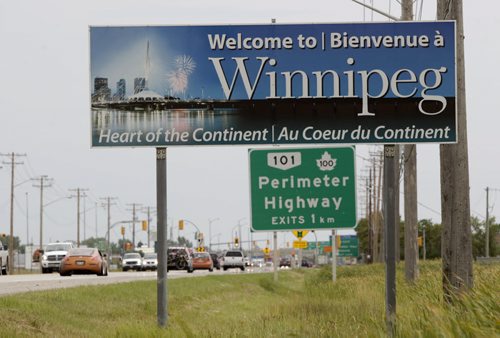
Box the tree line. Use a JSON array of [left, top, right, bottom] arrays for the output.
[[356, 217, 499, 260]]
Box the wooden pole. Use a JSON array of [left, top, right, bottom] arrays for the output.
[[437, 0, 474, 300]]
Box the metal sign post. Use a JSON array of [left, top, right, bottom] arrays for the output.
[[332, 230, 337, 282], [273, 231, 278, 282], [383, 145, 396, 334], [156, 148, 168, 327]]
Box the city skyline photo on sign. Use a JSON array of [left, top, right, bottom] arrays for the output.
[[90, 22, 456, 147]]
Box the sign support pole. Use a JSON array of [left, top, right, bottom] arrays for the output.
[[332, 229, 336, 282], [156, 147, 168, 327], [273, 231, 278, 282], [383, 145, 396, 335]]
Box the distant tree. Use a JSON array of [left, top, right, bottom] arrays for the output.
[[471, 216, 499, 258], [0, 235, 21, 251], [177, 236, 193, 248], [355, 218, 369, 257], [81, 237, 107, 251], [490, 222, 499, 257], [418, 219, 442, 259]]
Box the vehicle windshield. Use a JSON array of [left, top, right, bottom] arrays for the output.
[[193, 252, 209, 258], [225, 251, 243, 257], [124, 253, 141, 259], [144, 253, 157, 259], [45, 243, 72, 252], [68, 248, 95, 256]]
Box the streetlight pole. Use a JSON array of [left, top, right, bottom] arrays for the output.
[[312, 230, 318, 266], [208, 218, 219, 252], [237, 217, 246, 250]]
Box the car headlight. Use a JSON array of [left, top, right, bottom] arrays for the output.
[[42, 255, 47, 260]]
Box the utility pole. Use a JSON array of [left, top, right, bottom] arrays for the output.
[[485, 187, 489, 258], [32, 175, 52, 251], [368, 169, 373, 263], [127, 203, 142, 248], [101, 197, 117, 260], [83, 194, 87, 241], [26, 192, 29, 257], [142, 206, 156, 248], [95, 202, 98, 238], [401, 0, 419, 283], [437, 0, 473, 300], [1, 152, 26, 273], [69, 188, 88, 247]]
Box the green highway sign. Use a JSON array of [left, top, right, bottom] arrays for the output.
[[249, 147, 356, 231], [338, 236, 359, 257], [307, 241, 331, 251]]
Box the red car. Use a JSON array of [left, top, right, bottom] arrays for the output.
[[191, 252, 213, 272], [59, 248, 108, 276]]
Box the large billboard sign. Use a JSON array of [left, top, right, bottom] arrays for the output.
[[90, 22, 456, 147], [249, 147, 356, 231]]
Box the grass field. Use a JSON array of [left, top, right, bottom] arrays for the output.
[[0, 261, 498, 337]]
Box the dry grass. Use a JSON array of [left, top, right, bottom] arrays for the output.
[[0, 261, 498, 337]]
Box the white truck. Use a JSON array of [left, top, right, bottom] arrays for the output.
[[0, 241, 8, 275], [41, 242, 74, 273], [221, 250, 245, 271]]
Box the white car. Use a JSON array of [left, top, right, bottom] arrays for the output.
[[41, 242, 74, 273], [122, 252, 143, 271], [142, 253, 158, 271]]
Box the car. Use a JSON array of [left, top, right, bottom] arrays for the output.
[[252, 258, 264, 268], [279, 256, 292, 268], [59, 247, 108, 276], [191, 252, 214, 272], [221, 250, 245, 271], [209, 253, 221, 270], [142, 253, 158, 271], [122, 252, 143, 271], [167, 247, 193, 272], [41, 242, 74, 273], [301, 258, 314, 268]]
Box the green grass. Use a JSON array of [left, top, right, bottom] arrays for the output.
[[0, 261, 498, 337]]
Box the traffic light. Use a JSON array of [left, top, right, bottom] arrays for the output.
[[120, 226, 125, 236], [142, 220, 148, 231], [179, 220, 184, 230], [234, 237, 239, 247]]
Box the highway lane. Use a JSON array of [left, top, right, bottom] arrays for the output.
[[0, 266, 269, 296]]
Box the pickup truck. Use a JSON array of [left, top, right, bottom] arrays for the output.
[[0, 241, 8, 275], [41, 242, 74, 273]]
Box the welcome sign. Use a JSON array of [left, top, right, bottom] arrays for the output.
[[90, 22, 456, 147]]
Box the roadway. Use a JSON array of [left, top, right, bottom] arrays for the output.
[[0, 266, 272, 296]]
